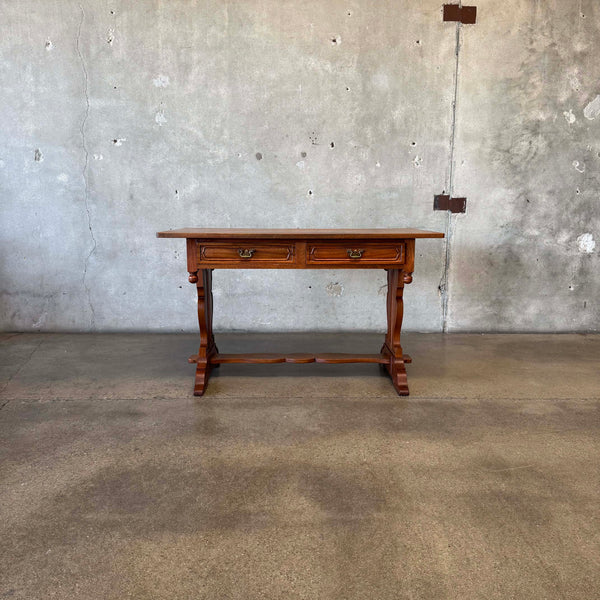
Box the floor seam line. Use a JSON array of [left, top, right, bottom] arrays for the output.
[[0, 337, 45, 403], [3, 395, 599, 404]]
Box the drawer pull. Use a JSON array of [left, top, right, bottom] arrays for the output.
[[238, 248, 256, 258], [347, 249, 364, 259]]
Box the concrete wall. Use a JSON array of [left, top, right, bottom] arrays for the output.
[[1, 0, 598, 333]]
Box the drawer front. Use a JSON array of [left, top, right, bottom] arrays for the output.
[[197, 241, 296, 267], [306, 242, 405, 266]]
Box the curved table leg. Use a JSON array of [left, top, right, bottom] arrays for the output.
[[189, 268, 217, 396], [381, 268, 410, 396]]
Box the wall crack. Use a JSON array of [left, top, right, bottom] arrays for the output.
[[439, 14, 463, 333], [76, 5, 97, 329]]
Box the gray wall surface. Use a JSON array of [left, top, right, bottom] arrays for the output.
[[1, 0, 598, 333]]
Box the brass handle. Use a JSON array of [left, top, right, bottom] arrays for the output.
[[347, 249, 364, 259], [238, 248, 256, 258]]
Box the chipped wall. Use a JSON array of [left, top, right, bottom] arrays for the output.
[[1, 0, 598, 333]]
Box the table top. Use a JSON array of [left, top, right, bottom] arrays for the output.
[[156, 228, 444, 239]]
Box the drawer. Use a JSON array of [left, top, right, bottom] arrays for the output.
[[197, 241, 296, 267], [306, 242, 405, 267]]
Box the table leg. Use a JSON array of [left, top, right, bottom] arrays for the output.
[[189, 268, 218, 396], [381, 269, 409, 396]]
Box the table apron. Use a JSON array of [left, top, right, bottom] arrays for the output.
[[190, 238, 414, 270]]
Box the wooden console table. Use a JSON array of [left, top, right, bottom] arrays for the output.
[[157, 228, 444, 396]]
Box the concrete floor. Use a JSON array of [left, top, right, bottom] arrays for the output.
[[1, 332, 599, 599]]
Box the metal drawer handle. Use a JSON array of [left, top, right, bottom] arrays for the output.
[[238, 248, 256, 258], [347, 249, 364, 259]]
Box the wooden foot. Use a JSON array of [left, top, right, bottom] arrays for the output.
[[388, 359, 409, 396], [193, 362, 211, 396], [380, 346, 410, 396]]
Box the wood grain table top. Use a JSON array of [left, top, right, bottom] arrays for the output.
[[156, 228, 445, 239]]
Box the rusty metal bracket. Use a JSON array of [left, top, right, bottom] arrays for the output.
[[434, 194, 467, 213], [443, 4, 477, 24]]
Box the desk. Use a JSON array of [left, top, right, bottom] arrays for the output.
[[157, 228, 444, 396]]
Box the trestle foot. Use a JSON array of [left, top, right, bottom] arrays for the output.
[[193, 363, 211, 396]]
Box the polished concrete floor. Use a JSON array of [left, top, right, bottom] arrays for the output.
[[1, 332, 599, 599]]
